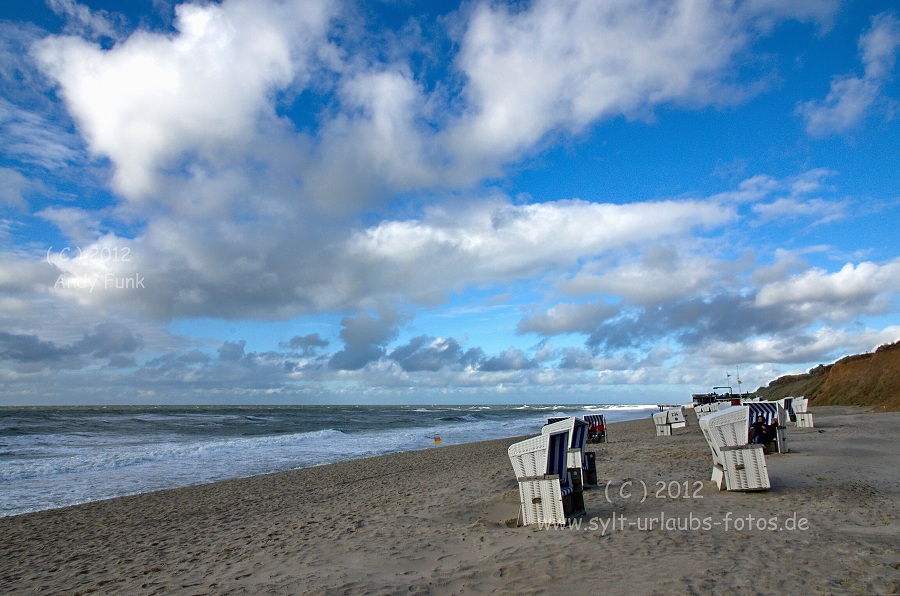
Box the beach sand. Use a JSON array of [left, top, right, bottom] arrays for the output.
[[1, 406, 898, 594]]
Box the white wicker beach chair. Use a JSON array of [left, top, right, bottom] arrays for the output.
[[508, 430, 581, 526], [790, 397, 814, 427], [652, 411, 671, 436], [748, 402, 788, 453], [654, 407, 688, 435], [698, 406, 770, 491]]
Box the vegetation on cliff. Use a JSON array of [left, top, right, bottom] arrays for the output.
[[754, 341, 900, 412]]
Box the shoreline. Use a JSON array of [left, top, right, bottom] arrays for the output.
[[1, 406, 897, 593], [0, 404, 659, 518]]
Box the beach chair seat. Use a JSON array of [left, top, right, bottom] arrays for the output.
[[509, 430, 582, 525], [699, 406, 770, 491]]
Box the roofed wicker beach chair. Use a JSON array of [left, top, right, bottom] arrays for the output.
[[653, 406, 688, 436], [698, 406, 770, 491], [653, 411, 671, 436], [748, 402, 788, 453], [583, 414, 608, 443], [543, 416, 592, 487], [695, 402, 722, 417], [791, 397, 814, 428], [508, 429, 583, 526]]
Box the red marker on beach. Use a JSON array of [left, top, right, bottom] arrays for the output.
[[434, 436, 441, 445]]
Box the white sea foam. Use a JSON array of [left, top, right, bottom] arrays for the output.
[[0, 404, 657, 517]]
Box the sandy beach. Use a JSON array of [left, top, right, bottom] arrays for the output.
[[1, 406, 898, 594]]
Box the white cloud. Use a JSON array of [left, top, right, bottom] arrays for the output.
[[519, 302, 620, 336], [34, 0, 338, 200], [47, 0, 120, 41], [698, 325, 900, 365], [799, 12, 900, 136], [751, 197, 847, 226], [0, 168, 31, 209], [345, 197, 733, 304], [445, 0, 836, 170], [558, 245, 722, 305], [755, 259, 900, 311]]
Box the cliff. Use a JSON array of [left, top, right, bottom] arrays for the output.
[[754, 341, 900, 412]]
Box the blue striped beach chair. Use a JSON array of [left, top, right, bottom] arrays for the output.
[[747, 402, 788, 453], [508, 429, 581, 525], [583, 414, 607, 443], [543, 417, 592, 489]]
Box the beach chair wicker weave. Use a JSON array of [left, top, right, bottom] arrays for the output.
[[508, 430, 576, 525], [699, 406, 770, 491]]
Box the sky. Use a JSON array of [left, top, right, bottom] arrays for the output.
[[0, 0, 898, 406]]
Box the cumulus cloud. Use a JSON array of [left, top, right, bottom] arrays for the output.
[[799, 12, 900, 136], [0, 321, 141, 370], [445, 0, 835, 171], [755, 259, 900, 313], [283, 333, 329, 357], [33, 0, 338, 201], [556, 246, 723, 306], [345, 197, 733, 305], [751, 197, 847, 226], [479, 346, 537, 372], [329, 310, 404, 371], [389, 335, 482, 372], [217, 340, 246, 361]]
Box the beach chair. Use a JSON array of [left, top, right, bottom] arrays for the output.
[[748, 402, 788, 453], [698, 406, 770, 491], [667, 406, 688, 428], [654, 407, 688, 435], [652, 411, 671, 436], [542, 417, 590, 486], [583, 414, 607, 443], [791, 398, 814, 427], [508, 430, 582, 526], [696, 403, 721, 418], [778, 397, 797, 423]]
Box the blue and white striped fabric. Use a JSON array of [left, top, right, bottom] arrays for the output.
[[782, 398, 796, 422], [547, 431, 571, 494], [570, 420, 588, 450], [748, 402, 779, 424], [544, 417, 589, 450], [583, 414, 606, 427]]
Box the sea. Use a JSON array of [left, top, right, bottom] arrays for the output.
[[0, 403, 658, 518]]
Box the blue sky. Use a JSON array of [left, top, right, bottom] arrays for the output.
[[0, 0, 898, 405]]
